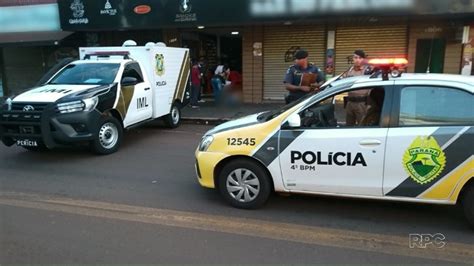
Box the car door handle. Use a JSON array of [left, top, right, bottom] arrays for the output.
[[144, 87, 150, 91], [359, 139, 382, 146]]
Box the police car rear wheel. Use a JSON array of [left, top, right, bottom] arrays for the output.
[[91, 116, 123, 155], [218, 159, 271, 209], [463, 183, 474, 229], [164, 104, 181, 128]]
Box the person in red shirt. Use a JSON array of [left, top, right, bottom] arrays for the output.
[[190, 60, 201, 108]]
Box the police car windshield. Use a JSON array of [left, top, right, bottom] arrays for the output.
[[259, 91, 317, 122], [49, 63, 120, 85]]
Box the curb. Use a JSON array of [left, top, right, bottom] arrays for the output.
[[182, 117, 230, 126]]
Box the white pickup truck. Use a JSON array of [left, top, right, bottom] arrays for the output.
[[0, 41, 191, 154]]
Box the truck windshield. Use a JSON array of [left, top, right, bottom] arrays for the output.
[[49, 63, 120, 85]]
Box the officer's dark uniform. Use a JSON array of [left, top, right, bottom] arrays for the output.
[[284, 63, 324, 103]]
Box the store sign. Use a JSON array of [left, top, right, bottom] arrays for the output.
[[174, 0, 197, 22], [57, 0, 474, 31], [0, 3, 60, 33], [134, 5, 151, 15], [68, 0, 88, 24], [424, 26, 443, 33], [250, 0, 415, 16], [100, 0, 117, 16]]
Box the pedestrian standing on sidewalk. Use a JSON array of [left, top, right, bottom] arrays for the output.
[[211, 65, 229, 105], [190, 60, 201, 108], [197, 58, 206, 103], [342, 50, 372, 126]]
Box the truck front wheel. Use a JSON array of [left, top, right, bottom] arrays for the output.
[[164, 103, 181, 128], [90, 116, 123, 155]]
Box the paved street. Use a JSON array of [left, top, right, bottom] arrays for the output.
[[0, 123, 473, 264]]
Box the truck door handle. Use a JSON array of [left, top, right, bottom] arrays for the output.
[[144, 87, 150, 91], [359, 139, 382, 146]]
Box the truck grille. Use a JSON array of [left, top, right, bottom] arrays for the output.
[[11, 102, 48, 112], [1, 102, 49, 138]]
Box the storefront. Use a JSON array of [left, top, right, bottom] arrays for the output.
[[407, 22, 465, 74], [259, 22, 409, 100], [56, 0, 474, 103]]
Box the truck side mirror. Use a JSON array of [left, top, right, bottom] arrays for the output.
[[286, 113, 301, 128], [121, 77, 138, 86]]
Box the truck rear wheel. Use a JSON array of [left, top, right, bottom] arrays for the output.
[[90, 116, 123, 155], [463, 182, 474, 229], [164, 103, 181, 128]]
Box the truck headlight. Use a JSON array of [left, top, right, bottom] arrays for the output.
[[199, 135, 214, 152], [82, 96, 99, 112], [2, 98, 12, 111], [57, 97, 98, 114]]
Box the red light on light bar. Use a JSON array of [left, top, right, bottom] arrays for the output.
[[368, 58, 408, 65]]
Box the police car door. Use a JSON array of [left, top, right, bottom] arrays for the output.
[[279, 83, 394, 196], [121, 62, 152, 127], [383, 81, 474, 200]]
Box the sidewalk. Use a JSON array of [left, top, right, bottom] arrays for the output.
[[181, 100, 284, 125]]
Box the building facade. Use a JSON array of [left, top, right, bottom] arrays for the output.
[[21, 0, 474, 103]]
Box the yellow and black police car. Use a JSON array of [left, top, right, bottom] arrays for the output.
[[195, 59, 474, 227]]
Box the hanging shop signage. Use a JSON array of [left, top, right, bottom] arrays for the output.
[[0, 3, 61, 33], [58, 0, 474, 31]]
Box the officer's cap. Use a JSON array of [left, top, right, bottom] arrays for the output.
[[294, 50, 309, 60], [354, 49, 366, 58]]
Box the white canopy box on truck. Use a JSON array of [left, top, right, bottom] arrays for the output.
[[79, 44, 191, 119]]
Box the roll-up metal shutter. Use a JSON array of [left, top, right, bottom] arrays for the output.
[[263, 26, 325, 100], [335, 25, 408, 75]]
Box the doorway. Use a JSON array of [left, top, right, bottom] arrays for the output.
[[414, 38, 446, 73], [181, 28, 243, 98]]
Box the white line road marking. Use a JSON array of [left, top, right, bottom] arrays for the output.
[[0, 191, 472, 263]]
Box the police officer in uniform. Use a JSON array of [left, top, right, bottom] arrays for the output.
[[284, 50, 325, 103], [343, 50, 372, 126]]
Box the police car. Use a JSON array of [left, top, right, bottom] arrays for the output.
[[195, 58, 474, 227], [1, 41, 191, 154]]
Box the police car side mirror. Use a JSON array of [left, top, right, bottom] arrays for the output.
[[287, 113, 301, 128], [121, 77, 138, 86]]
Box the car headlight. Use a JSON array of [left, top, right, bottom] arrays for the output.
[[57, 97, 98, 114], [199, 135, 214, 152]]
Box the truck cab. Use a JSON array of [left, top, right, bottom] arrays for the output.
[[0, 41, 191, 154]]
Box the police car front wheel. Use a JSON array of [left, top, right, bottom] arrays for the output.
[[218, 159, 272, 209], [90, 116, 123, 155]]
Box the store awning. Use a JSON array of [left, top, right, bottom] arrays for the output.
[[0, 2, 67, 45], [0, 31, 72, 45]]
